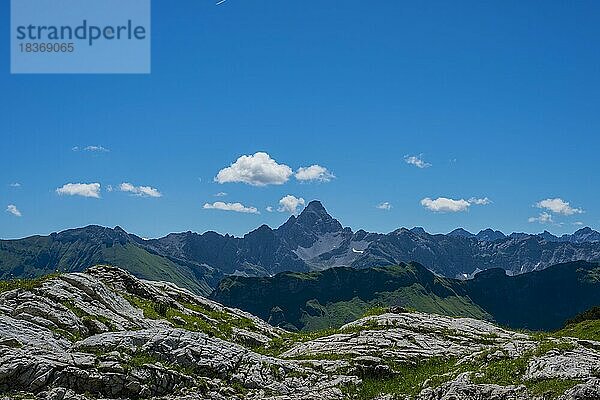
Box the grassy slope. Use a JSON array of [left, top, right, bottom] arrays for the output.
[[301, 285, 490, 331], [100, 244, 212, 295], [213, 263, 489, 331], [0, 237, 212, 296]]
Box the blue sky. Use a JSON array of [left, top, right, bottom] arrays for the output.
[[1, 0, 599, 239]]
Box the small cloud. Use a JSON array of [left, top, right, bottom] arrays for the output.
[[376, 202, 392, 210], [573, 221, 584, 226], [266, 206, 274, 212], [214, 192, 228, 197], [84, 145, 110, 152], [106, 185, 114, 192], [404, 154, 431, 169], [421, 197, 470, 212], [56, 183, 101, 198], [295, 165, 335, 182], [119, 182, 162, 198], [528, 212, 554, 224], [203, 201, 259, 214], [215, 152, 293, 186], [278, 195, 305, 214], [9, 183, 21, 188], [421, 196, 491, 213], [468, 197, 492, 205], [535, 198, 583, 215], [72, 146, 79, 151], [6, 204, 22, 217]]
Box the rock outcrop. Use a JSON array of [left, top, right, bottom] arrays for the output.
[[1, 265, 599, 399]]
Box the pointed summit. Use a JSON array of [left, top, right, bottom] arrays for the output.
[[539, 230, 558, 242], [295, 200, 342, 234], [303, 200, 327, 213], [276, 200, 344, 248]]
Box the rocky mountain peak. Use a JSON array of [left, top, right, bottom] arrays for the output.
[[276, 200, 344, 249], [410, 227, 428, 236], [476, 228, 506, 242], [539, 230, 559, 242], [295, 201, 343, 233], [570, 227, 600, 243]]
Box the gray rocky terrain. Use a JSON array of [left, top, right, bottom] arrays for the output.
[[1, 265, 599, 399]]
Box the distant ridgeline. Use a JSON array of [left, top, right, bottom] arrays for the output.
[[1, 200, 599, 298], [212, 261, 600, 332]]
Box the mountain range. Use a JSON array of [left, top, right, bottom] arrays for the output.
[[1, 200, 599, 295], [212, 260, 600, 332]]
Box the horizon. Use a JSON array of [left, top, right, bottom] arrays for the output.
[[2, 1, 600, 239], [1, 199, 596, 241]]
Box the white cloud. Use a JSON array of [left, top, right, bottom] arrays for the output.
[[72, 146, 79, 151], [9, 183, 21, 188], [528, 212, 554, 224], [468, 197, 492, 205], [278, 195, 305, 214], [295, 165, 335, 182], [266, 206, 274, 212], [573, 221, 584, 226], [203, 201, 259, 214], [215, 152, 293, 186], [119, 182, 162, 198], [106, 185, 114, 192], [421, 196, 492, 212], [214, 192, 228, 197], [84, 145, 109, 152], [56, 183, 101, 198], [421, 197, 470, 212], [376, 202, 392, 210], [6, 205, 22, 217], [535, 198, 583, 215], [404, 154, 431, 169]]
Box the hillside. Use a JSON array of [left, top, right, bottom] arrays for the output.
[[213, 261, 600, 331], [212, 262, 490, 331], [463, 260, 600, 330], [1, 265, 599, 399], [0, 226, 215, 295]]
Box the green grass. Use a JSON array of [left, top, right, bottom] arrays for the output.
[[526, 379, 579, 399], [555, 319, 600, 342], [0, 273, 59, 293], [61, 300, 116, 333], [342, 357, 469, 399], [361, 306, 389, 318], [472, 356, 529, 386], [470, 339, 580, 399], [123, 294, 258, 341], [298, 285, 492, 332], [341, 337, 581, 399], [128, 353, 160, 368], [533, 340, 575, 356]]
